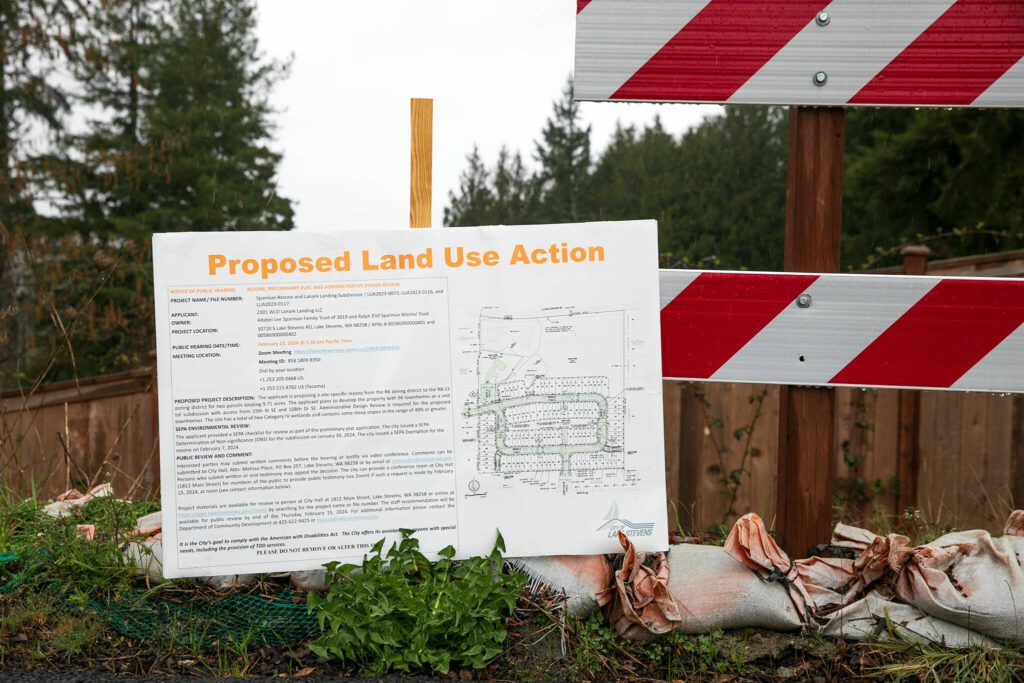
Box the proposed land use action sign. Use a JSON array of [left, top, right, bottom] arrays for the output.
[[154, 222, 667, 578]]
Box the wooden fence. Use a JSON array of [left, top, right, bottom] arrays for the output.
[[4, 248, 1024, 532], [663, 381, 1023, 534], [0, 368, 158, 500]]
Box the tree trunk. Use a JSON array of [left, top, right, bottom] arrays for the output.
[[0, 9, 11, 215], [128, 0, 140, 142]]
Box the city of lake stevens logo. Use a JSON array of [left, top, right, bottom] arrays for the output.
[[596, 502, 654, 538]]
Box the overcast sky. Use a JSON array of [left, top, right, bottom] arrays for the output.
[[255, 1, 719, 231]]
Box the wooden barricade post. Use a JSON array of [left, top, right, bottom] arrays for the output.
[[775, 106, 844, 556]]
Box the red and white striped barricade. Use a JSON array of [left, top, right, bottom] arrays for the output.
[[575, 0, 1024, 107], [659, 270, 1024, 392]]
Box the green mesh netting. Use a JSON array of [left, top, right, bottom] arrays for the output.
[[1, 550, 318, 647], [89, 588, 319, 646], [0, 552, 26, 594]]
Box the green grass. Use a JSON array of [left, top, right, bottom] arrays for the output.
[[0, 590, 110, 667], [864, 641, 1024, 683], [0, 487, 161, 599], [559, 613, 746, 680]]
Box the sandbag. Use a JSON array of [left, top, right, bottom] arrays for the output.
[[794, 524, 913, 615], [123, 539, 257, 589], [821, 591, 998, 648], [510, 555, 613, 617], [43, 483, 114, 517], [201, 572, 259, 590], [607, 526, 803, 640], [125, 537, 164, 583], [725, 513, 811, 620], [120, 509, 257, 589], [135, 510, 162, 533], [290, 569, 328, 592], [895, 529, 1024, 643], [800, 512, 1024, 645]]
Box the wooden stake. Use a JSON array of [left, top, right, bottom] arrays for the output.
[[410, 98, 433, 228], [149, 351, 161, 500], [64, 401, 71, 492], [776, 106, 844, 556], [896, 245, 931, 515]]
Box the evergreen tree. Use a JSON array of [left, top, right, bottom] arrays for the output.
[[56, 0, 162, 236], [0, 0, 89, 365], [843, 108, 1024, 267], [0, 0, 79, 218], [444, 146, 495, 226], [444, 146, 541, 227], [490, 148, 540, 225], [0, 0, 87, 229], [672, 106, 788, 270], [445, 82, 1024, 272], [4, 0, 297, 384], [82, 0, 158, 142], [126, 0, 293, 236], [587, 119, 688, 260], [447, 104, 784, 269], [534, 82, 592, 222]]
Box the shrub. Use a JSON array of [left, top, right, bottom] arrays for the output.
[[307, 529, 526, 676]]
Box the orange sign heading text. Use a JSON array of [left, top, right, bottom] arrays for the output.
[[207, 244, 606, 279]]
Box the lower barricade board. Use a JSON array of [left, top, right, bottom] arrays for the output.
[[659, 270, 1024, 393]]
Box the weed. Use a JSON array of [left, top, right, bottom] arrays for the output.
[[568, 613, 621, 677], [308, 529, 526, 676], [903, 510, 959, 546], [669, 630, 746, 677], [205, 630, 258, 678], [0, 489, 151, 598], [46, 612, 106, 662], [564, 613, 745, 680], [692, 385, 768, 526]]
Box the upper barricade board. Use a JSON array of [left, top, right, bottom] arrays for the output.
[[574, 0, 1024, 107]]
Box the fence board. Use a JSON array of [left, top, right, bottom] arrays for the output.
[[86, 392, 157, 498], [662, 380, 684, 531], [958, 392, 989, 529], [1013, 396, 1024, 512], [834, 388, 899, 523], [984, 396, 1014, 525], [871, 390, 901, 519]]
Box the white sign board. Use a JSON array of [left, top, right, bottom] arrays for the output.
[[154, 222, 667, 578]]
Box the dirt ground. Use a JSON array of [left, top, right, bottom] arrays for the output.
[[5, 585, 1005, 682]]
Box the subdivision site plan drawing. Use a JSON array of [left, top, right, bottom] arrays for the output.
[[463, 306, 637, 493]]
